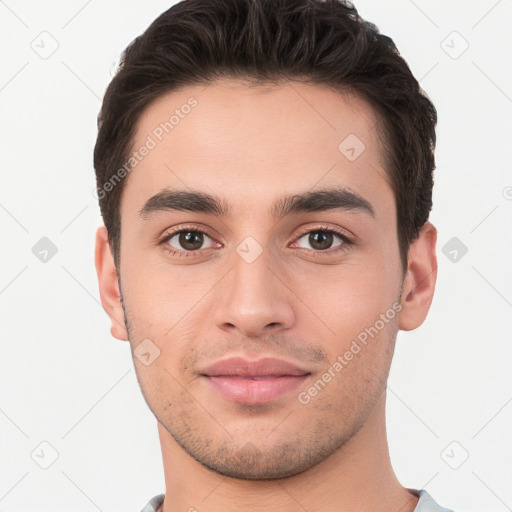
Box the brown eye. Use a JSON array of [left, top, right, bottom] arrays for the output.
[[308, 231, 335, 250], [165, 230, 212, 252], [179, 231, 204, 250], [296, 230, 346, 251]]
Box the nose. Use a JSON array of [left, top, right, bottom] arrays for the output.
[[213, 245, 296, 338]]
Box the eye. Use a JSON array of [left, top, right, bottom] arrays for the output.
[[293, 226, 352, 253], [160, 226, 219, 257], [158, 224, 353, 259]]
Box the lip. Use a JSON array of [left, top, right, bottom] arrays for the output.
[[199, 357, 311, 404]]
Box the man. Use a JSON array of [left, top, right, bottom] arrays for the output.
[[93, 0, 452, 510]]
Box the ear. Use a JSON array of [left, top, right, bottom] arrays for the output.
[[398, 221, 438, 331], [94, 226, 129, 341]]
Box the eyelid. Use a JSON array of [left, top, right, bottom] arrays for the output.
[[159, 223, 218, 242], [293, 223, 354, 243], [158, 223, 220, 251], [158, 222, 355, 257]]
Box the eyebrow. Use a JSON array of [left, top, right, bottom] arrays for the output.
[[139, 187, 375, 220]]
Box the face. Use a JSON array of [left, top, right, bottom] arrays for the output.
[[96, 79, 436, 480]]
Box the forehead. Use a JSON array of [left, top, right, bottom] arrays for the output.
[[123, 79, 392, 218]]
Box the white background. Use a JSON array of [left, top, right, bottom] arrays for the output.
[[0, 1, 511, 511]]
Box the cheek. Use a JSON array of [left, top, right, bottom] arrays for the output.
[[290, 259, 400, 343], [290, 265, 401, 394], [132, 359, 196, 424], [120, 256, 212, 333]]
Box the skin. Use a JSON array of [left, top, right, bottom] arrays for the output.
[[95, 79, 437, 512]]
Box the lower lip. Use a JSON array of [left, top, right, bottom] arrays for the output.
[[202, 375, 310, 404]]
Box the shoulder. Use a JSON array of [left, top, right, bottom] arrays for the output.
[[413, 489, 457, 512], [139, 489, 457, 512], [139, 493, 165, 512]]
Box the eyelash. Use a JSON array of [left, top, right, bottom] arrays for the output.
[[158, 224, 354, 259]]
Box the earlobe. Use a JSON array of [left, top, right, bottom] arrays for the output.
[[94, 226, 129, 341], [398, 221, 438, 331]]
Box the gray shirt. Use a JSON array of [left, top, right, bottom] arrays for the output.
[[139, 488, 456, 511]]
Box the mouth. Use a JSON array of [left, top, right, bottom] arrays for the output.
[[199, 357, 312, 404]]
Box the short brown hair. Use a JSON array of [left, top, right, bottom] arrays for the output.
[[94, 0, 437, 270]]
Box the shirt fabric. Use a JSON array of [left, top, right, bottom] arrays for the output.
[[139, 488, 455, 512]]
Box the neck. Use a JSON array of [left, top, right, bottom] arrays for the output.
[[157, 391, 418, 512]]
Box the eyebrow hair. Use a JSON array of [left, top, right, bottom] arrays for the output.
[[139, 187, 375, 220]]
